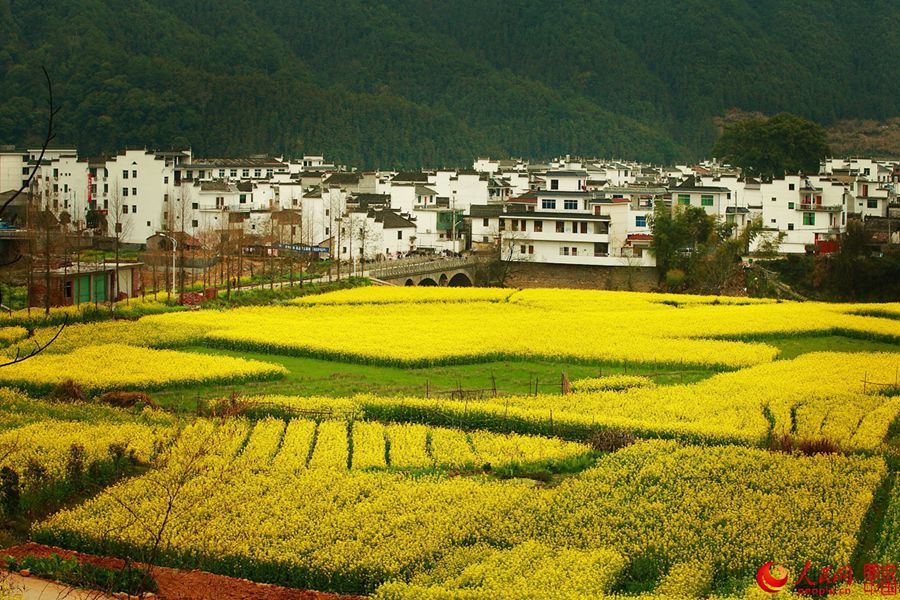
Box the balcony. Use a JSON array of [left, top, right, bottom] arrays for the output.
[[796, 203, 842, 212]]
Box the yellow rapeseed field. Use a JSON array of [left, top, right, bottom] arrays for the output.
[[0, 343, 287, 391], [34, 421, 884, 596]]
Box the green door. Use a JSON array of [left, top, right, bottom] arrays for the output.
[[77, 275, 91, 304], [92, 273, 106, 302]]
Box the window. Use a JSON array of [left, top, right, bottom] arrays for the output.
[[519, 245, 526, 254], [192, 202, 199, 210], [219, 170, 226, 178], [556, 221, 564, 233], [542, 199, 556, 210], [867, 199, 878, 209], [198, 170, 205, 179], [571, 247, 578, 256], [230, 169, 237, 178], [864, 168, 871, 175], [132, 170, 137, 178], [560, 246, 569, 256], [122, 170, 128, 179], [550, 179, 559, 190], [242, 169, 249, 177], [700, 195, 714, 206], [91, 184, 97, 194], [635, 215, 647, 227], [534, 220, 542, 232], [803, 212, 815, 226], [571, 221, 578, 233], [482, 218, 489, 227], [789, 184, 795, 190], [122, 205, 129, 214], [192, 219, 198, 228], [123, 188, 129, 197], [564, 199, 578, 210], [266, 169, 273, 178], [164, 194, 169, 203], [22, 167, 29, 175], [580, 222, 587, 233], [397, 231, 403, 240], [499, 218, 505, 231], [239, 194, 247, 204], [788, 202, 794, 209], [103, 184, 108, 194], [528, 245, 534, 254], [146, 221, 151, 227], [771, 219, 776, 224], [254, 169, 261, 178], [132, 188, 137, 196], [164, 176, 169, 184], [788, 223, 794, 230], [520, 219, 527, 231], [131, 205, 137, 213], [64, 281, 72, 299], [678, 194, 690, 205]]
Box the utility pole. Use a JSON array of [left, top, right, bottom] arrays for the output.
[[451, 191, 457, 255], [335, 216, 342, 281]]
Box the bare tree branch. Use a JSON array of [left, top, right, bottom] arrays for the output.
[[0, 67, 58, 218], [0, 316, 67, 368]]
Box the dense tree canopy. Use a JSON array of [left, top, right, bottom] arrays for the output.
[[712, 113, 831, 178], [1, 0, 898, 167]]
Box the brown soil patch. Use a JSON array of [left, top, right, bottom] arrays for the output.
[[1, 543, 365, 600]]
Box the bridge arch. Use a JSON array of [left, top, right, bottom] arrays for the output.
[[405, 278, 415, 286], [447, 273, 473, 287], [438, 273, 449, 287], [419, 277, 438, 286]]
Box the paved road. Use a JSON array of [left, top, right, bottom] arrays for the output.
[[2, 571, 116, 599]]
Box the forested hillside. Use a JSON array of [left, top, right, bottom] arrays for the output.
[[1, 0, 898, 167]]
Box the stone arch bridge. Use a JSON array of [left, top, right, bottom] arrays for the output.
[[365, 256, 485, 287]]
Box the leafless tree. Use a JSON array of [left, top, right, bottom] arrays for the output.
[[106, 183, 132, 307]]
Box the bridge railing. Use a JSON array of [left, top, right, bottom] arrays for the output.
[[365, 255, 483, 279]]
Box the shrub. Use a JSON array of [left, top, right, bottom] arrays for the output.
[[665, 268, 686, 290], [0, 467, 20, 516], [588, 428, 636, 452], [50, 379, 85, 403], [769, 434, 841, 456], [96, 391, 158, 410]]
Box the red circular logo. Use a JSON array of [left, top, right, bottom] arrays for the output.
[[756, 562, 790, 593]]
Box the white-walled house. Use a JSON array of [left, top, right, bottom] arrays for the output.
[[0, 147, 28, 195], [753, 175, 849, 254], [102, 149, 176, 244], [668, 176, 732, 217], [492, 170, 655, 267], [338, 207, 416, 264]]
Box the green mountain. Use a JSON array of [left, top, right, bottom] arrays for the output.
[[2, 0, 898, 168]]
